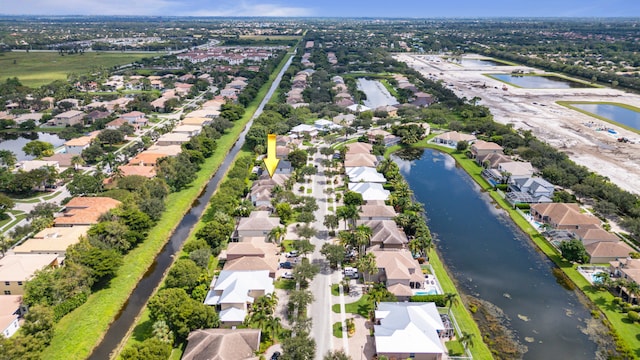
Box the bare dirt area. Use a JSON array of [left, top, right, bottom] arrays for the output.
[[396, 53, 640, 195]]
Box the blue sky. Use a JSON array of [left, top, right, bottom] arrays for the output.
[[2, 0, 639, 17]]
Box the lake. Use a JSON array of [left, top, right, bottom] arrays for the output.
[[398, 148, 606, 359], [489, 74, 593, 89], [0, 132, 66, 161], [570, 103, 640, 132], [461, 59, 506, 67], [357, 78, 399, 109]]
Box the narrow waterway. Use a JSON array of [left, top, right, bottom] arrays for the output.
[[398, 149, 603, 359], [89, 54, 293, 359]]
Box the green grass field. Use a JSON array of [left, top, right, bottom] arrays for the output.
[[0, 52, 156, 87]]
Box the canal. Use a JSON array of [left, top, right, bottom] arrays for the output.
[[88, 54, 293, 359], [397, 148, 606, 359]]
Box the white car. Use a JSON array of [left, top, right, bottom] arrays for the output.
[[343, 267, 358, 278], [285, 250, 299, 258], [281, 272, 294, 280]]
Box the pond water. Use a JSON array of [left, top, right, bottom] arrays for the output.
[[461, 59, 506, 67], [571, 103, 640, 132], [490, 74, 592, 89], [398, 148, 605, 359], [356, 78, 398, 109], [0, 132, 66, 161]]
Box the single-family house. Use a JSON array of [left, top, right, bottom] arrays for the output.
[[506, 177, 555, 205], [181, 117, 212, 127], [359, 200, 397, 221], [172, 125, 202, 137], [105, 118, 128, 130], [274, 160, 293, 175], [250, 184, 274, 208], [64, 136, 92, 155], [53, 110, 85, 126], [348, 182, 390, 202], [333, 113, 356, 126], [276, 145, 290, 158], [344, 153, 377, 168], [530, 203, 601, 230], [477, 152, 512, 169], [498, 162, 534, 179], [223, 245, 279, 278], [128, 152, 167, 167], [156, 132, 191, 146], [12, 226, 90, 257], [15, 160, 59, 173], [433, 131, 476, 148], [146, 144, 183, 157], [572, 224, 620, 246], [0, 296, 22, 338], [411, 92, 435, 107], [374, 302, 446, 360], [54, 197, 122, 227], [367, 129, 400, 146], [376, 105, 399, 117], [346, 167, 387, 183], [314, 119, 342, 131], [345, 142, 373, 155], [585, 241, 634, 264], [347, 104, 371, 113], [0, 254, 59, 295], [364, 220, 408, 249], [42, 153, 75, 169], [118, 165, 156, 178], [183, 329, 261, 360], [204, 270, 275, 324], [235, 211, 281, 239], [610, 258, 640, 302], [290, 124, 318, 138], [470, 140, 503, 159]]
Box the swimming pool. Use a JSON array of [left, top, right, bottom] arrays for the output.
[[414, 289, 439, 296]]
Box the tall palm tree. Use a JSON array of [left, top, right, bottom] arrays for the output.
[[444, 293, 458, 313], [268, 226, 286, 245], [356, 252, 377, 292], [354, 224, 372, 256], [71, 155, 85, 171], [626, 281, 640, 304], [459, 331, 475, 349]]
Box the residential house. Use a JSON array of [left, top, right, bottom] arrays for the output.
[[53, 110, 85, 126], [530, 203, 601, 230], [290, 124, 318, 138], [42, 153, 75, 169], [374, 302, 446, 360], [120, 111, 146, 127], [0, 254, 59, 295], [367, 129, 400, 146], [345, 142, 373, 155], [156, 132, 191, 146], [359, 200, 397, 221], [0, 296, 23, 337], [118, 165, 156, 178], [572, 225, 620, 246], [585, 241, 634, 264], [128, 152, 167, 167], [105, 118, 128, 130], [64, 136, 92, 155], [506, 177, 555, 205], [223, 239, 279, 277], [344, 153, 377, 168], [376, 105, 399, 117], [54, 197, 121, 227], [477, 152, 511, 169], [314, 119, 342, 131], [364, 220, 408, 249], [333, 113, 356, 126], [498, 162, 534, 179], [348, 182, 390, 202], [204, 270, 275, 324], [235, 211, 281, 239], [274, 160, 293, 175], [181, 117, 212, 127], [346, 167, 386, 183], [470, 140, 503, 159], [250, 184, 274, 208], [610, 258, 640, 303], [410, 92, 435, 107], [15, 160, 59, 173], [172, 125, 202, 137], [433, 131, 476, 148], [276, 145, 290, 158], [146, 144, 183, 157], [183, 329, 261, 360], [347, 104, 371, 113], [12, 226, 90, 257]]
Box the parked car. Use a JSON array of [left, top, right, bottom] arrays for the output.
[[271, 351, 281, 360], [285, 250, 299, 258], [281, 272, 294, 280], [343, 266, 358, 278], [279, 262, 293, 269]]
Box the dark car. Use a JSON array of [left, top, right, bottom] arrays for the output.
[[271, 351, 281, 360], [279, 262, 293, 269]]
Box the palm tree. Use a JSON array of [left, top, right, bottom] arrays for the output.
[[444, 293, 458, 313], [458, 331, 474, 349], [323, 214, 339, 233], [268, 226, 286, 245], [356, 252, 377, 292], [353, 224, 372, 256], [626, 281, 640, 304], [71, 155, 85, 171]]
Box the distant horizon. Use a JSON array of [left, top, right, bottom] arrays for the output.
[[1, 0, 638, 18]]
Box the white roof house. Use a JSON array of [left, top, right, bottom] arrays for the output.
[[346, 167, 387, 183], [314, 119, 342, 131], [290, 124, 318, 138], [374, 302, 446, 359], [204, 270, 275, 324], [348, 182, 390, 201]]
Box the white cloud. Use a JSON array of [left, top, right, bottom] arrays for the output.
[[183, 0, 314, 16]]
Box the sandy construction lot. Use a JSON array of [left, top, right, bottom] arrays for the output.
[[396, 54, 640, 195]]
